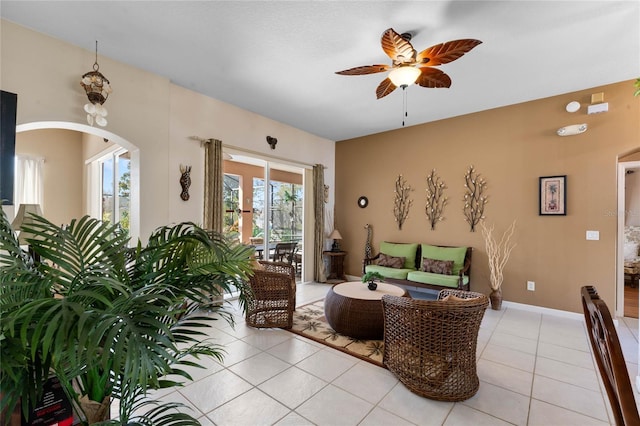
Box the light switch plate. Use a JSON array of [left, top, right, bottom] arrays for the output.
[[586, 230, 600, 241]]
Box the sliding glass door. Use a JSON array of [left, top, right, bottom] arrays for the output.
[[223, 154, 304, 276]]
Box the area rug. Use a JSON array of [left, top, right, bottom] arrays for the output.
[[289, 300, 385, 368]]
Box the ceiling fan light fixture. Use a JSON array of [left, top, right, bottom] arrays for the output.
[[388, 66, 421, 87]]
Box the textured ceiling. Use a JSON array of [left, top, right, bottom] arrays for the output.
[[2, 1, 639, 141]]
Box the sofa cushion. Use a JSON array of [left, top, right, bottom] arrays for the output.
[[407, 271, 469, 288], [380, 242, 419, 269], [421, 244, 467, 275], [377, 253, 405, 269], [422, 258, 453, 275], [365, 264, 413, 280]]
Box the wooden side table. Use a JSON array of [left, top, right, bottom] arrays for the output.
[[323, 250, 347, 282]]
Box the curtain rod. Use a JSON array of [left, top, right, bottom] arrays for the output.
[[188, 136, 325, 169]]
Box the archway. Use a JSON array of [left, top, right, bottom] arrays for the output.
[[15, 121, 140, 241]]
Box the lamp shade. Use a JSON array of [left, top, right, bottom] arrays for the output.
[[388, 66, 421, 87], [12, 203, 43, 245], [329, 229, 343, 240]]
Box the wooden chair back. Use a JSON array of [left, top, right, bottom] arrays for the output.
[[581, 285, 640, 425]]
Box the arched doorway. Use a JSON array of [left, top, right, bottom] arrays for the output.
[[15, 121, 140, 241]]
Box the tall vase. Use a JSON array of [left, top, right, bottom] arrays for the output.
[[489, 288, 502, 310]]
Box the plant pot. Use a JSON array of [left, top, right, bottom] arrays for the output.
[[367, 282, 378, 291], [79, 395, 110, 424], [489, 288, 502, 310]]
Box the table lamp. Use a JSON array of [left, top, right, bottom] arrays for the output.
[[329, 229, 343, 252], [12, 203, 43, 245]]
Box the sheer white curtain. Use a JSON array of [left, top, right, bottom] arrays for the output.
[[14, 155, 44, 207]]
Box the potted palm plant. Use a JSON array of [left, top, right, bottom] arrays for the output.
[[0, 210, 254, 425]]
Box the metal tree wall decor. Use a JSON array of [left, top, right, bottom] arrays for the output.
[[425, 169, 447, 230], [462, 165, 488, 232], [393, 174, 413, 230]]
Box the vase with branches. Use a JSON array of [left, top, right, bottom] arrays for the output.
[[480, 220, 517, 310]]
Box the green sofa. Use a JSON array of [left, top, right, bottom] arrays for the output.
[[362, 242, 472, 291]]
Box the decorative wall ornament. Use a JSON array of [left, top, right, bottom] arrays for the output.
[[179, 165, 192, 201], [424, 169, 447, 230], [393, 174, 413, 230], [364, 223, 373, 259], [539, 175, 566, 215], [266, 136, 278, 150], [462, 165, 488, 232], [80, 41, 111, 127]]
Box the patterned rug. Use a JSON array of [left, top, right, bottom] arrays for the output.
[[289, 300, 385, 367]]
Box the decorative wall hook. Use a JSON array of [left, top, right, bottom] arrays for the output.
[[266, 136, 278, 150], [179, 165, 192, 201]]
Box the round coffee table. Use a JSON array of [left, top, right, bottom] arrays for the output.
[[324, 281, 408, 340]]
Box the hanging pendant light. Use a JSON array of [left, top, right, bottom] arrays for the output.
[[80, 41, 111, 127]]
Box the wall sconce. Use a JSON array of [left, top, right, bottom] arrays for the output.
[[557, 123, 587, 136], [80, 41, 111, 127]]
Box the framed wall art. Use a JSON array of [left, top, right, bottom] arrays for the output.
[[539, 175, 566, 215]]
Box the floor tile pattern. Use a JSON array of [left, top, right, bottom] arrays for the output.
[[123, 282, 640, 425]]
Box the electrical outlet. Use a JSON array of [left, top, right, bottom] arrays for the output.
[[527, 281, 535, 291]]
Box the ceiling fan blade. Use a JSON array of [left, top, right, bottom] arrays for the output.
[[416, 39, 482, 66], [381, 28, 416, 65], [335, 64, 391, 75], [376, 77, 397, 99], [416, 67, 452, 88]]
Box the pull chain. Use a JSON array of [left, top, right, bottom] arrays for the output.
[[401, 85, 409, 127]]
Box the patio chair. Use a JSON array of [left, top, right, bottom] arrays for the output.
[[272, 241, 298, 264], [581, 286, 640, 425], [245, 265, 295, 329], [381, 289, 488, 401]]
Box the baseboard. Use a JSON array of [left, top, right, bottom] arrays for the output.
[[348, 275, 584, 320], [501, 300, 583, 320]]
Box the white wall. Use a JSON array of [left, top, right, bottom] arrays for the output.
[[1, 19, 335, 241], [626, 169, 640, 226]]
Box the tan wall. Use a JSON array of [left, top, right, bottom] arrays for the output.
[[16, 129, 83, 226], [336, 81, 640, 313]]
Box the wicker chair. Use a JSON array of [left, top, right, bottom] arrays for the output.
[[381, 289, 488, 402], [258, 260, 296, 307], [245, 265, 296, 329], [581, 286, 640, 425]]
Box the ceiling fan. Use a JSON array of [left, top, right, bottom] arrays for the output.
[[336, 28, 482, 99]]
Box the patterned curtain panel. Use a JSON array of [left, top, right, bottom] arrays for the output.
[[203, 138, 223, 233], [313, 164, 327, 283]]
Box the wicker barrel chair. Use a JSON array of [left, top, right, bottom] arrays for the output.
[[381, 289, 488, 401], [258, 260, 297, 307], [246, 266, 296, 329]]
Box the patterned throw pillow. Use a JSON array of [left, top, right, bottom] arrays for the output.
[[422, 258, 454, 275], [377, 253, 405, 269]]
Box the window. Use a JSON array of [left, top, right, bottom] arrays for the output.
[[92, 148, 130, 231]]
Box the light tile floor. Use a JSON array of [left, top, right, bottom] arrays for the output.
[[136, 283, 640, 425]]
